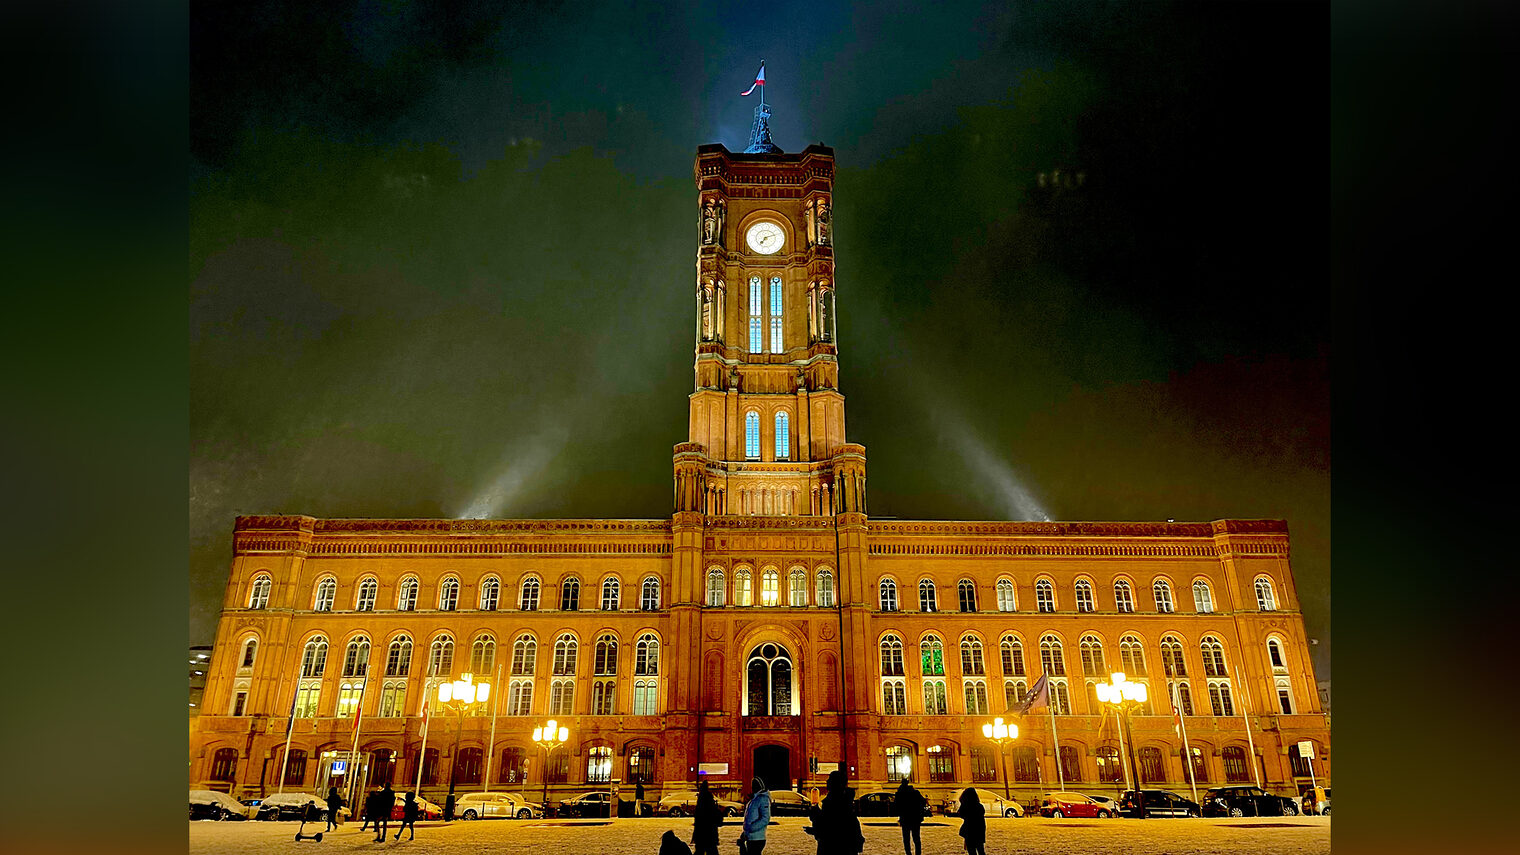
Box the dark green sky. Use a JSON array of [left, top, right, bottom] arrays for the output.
[[191, 0, 1328, 676]]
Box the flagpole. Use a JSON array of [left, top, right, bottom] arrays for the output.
[[482, 662, 503, 793], [759, 59, 765, 110], [1047, 675, 1064, 790], [1234, 666, 1261, 788], [415, 690, 434, 795], [1172, 684, 1198, 804], [1114, 707, 1132, 791], [276, 678, 300, 795], [345, 670, 370, 813]]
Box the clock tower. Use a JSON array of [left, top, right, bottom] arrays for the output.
[[674, 120, 863, 522]]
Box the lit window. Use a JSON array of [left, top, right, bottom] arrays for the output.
[[745, 643, 792, 715], [960, 636, 986, 676], [760, 567, 779, 606], [774, 411, 790, 459], [1120, 636, 1146, 676], [601, 578, 620, 611], [923, 679, 947, 714], [560, 577, 580, 611], [879, 578, 898, 611], [633, 679, 659, 715], [549, 679, 575, 715], [397, 577, 419, 611], [1051, 679, 1072, 715], [788, 567, 807, 607], [1153, 579, 1174, 613], [1036, 579, 1055, 612], [336, 681, 363, 718], [591, 679, 616, 715], [1255, 577, 1278, 611], [706, 567, 725, 606], [734, 568, 753, 606], [920, 636, 945, 676], [1079, 635, 1106, 676], [745, 411, 760, 458], [996, 578, 1016, 612], [1114, 580, 1134, 613], [1193, 580, 1214, 613], [248, 575, 272, 609], [427, 636, 454, 677], [588, 746, 613, 783], [918, 579, 937, 612], [885, 745, 912, 782], [379, 682, 408, 718], [507, 679, 533, 716], [356, 578, 378, 611], [816, 568, 835, 607], [518, 578, 539, 611], [770, 276, 783, 353], [438, 578, 460, 611], [313, 578, 336, 612], [749, 276, 763, 353]]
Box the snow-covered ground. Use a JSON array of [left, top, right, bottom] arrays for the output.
[[191, 815, 1329, 855]]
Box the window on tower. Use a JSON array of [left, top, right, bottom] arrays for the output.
[[770, 276, 783, 353], [749, 276, 763, 353], [774, 411, 789, 460], [745, 411, 760, 459]]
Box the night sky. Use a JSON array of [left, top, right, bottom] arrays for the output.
[[190, 1, 1328, 676]]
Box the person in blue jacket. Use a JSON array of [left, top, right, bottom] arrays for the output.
[[740, 776, 772, 855]]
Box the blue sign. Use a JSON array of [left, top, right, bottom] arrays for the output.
[[332, 760, 347, 774]]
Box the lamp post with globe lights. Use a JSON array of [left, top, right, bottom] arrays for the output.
[[979, 717, 1018, 800], [437, 673, 491, 813], [1095, 672, 1148, 807], [532, 720, 569, 808]]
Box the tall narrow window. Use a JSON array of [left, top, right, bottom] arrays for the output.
[[510, 635, 536, 676], [478, 577, 500, 611], [635, 634, 659, 676], [927, 744, 955, 783], [1173, 681, 1194, 716], [923, 679, 948, 714], [240, 638, 258, 668], [397, 577, 419, 611], [601, 578, 620, 611], [314, 578, 336, 612], [749, 276, 763, 353], [816, 568, 835, 607], [1153, 579, 1174, 613], [1192, 580, 1214, 613], [1267, 638, 1286, 669], [879, 578, 898, 611], [1201, 638, 1228, 677], [1139, 747, 1165, 784], [386, 636, 412, 677], [918, 579, 937, 612], [553, 634, 578, 676], [706, 568, 726, 606], [633, 679, 659, 715], [769, 276, 783, 353], [971, 747, 998, 782], [760, 567, 779, 606], [438, 578, 459, 611], [427, 636, 454, 678], [1036, 579, 1055, 612], [1114, 580, 1134, 613], [342, 637, 371, 678], [507, 680, 533, 716], [788, 567, 807, 607], [470, 635, 495, 675], [745, 411, 761, 459], [920, 636, 945, 676], [745, 644, 792, 715], [549, 679, 575, 715], [1161, 637, 1188, 677], [356, 578, 378, 611], [380, 683, 408, 717], [735, 568, 753, 606], [958, 580, 977, 612], [1276, 679, 1295, 714], [641, 577, 661, 611], [1222, 746, 1249, 782], [885, 746, 912, 782], [1074, 579, 1094, 613], [880, 636, 905, 676], [1051, 679, 1072, 715], [996, 578, 1016, 612], [774, 411, 789, 459], [1000, 636, 1025, 677], [882, 680, 907, 715], [248, 575, 272, 609], [1079, 635, 1106, 676], [1209, 681, 1235, 716], [560, 577, 580, 611], [592, 679, 616, 715], [1120, 636, 1146, 676], [594, 634, 619, 675], [301, 637, 328, 678], [1255, 577, 1278, 611], [960, 636, 986, 676], [1040, 635, 1066, 676], [518, 577, 539, 611]]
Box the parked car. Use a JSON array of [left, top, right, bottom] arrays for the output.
[[767, 789, 813, 816], [189, 789, 251, 821], [1088, 795, 1120, 814], [1119, 789, 1202, 818], [456, 791, 544, 820], [1038, 792, 1113, 818], [387, 794, 443, 821], [560, 791, 614, 818], [1201, 785, 1298, 817], [255, 792, 349, 822], [656, 790, 743, 817], [938, 787, 1023, 818], [1297, 787, 1331, 816]]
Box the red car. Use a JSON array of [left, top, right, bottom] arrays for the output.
[[386, 794, 443, 821], [1038, 792, 1114, 818]]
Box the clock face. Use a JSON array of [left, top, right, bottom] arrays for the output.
[[745, 222, 785, 255]]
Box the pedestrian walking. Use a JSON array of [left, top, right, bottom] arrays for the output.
[[374, 784, 395, 842], [325, 786, 344, 831], [692, 780, 723, 855], [360, 788, 375, 832], [806, 770, 863, 855], [740, 776, 772, 855], [394, 791, 419, 841], [661, 829, 695, 855], [957, 787, 986, 855], [892, 779, 926, 855]]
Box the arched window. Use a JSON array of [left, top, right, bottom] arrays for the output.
[[1079, 635, 1106, 676], [706, 567, 725, 606], [1012, 746, 1041, 783], [734, 567, 753, 607], [600, 577, 620, 611], [635, 633, 660, 676], [917, 579, 937, 612], [788, 566, 807, 606], [1185, 745, 1209, 784], [927, 744, 955, 783], [549, 677, 575, 715], [427, 635, 454, 677], [1255, 577, 1278, 611], [1161, 636, 1188, 677], [595, 634, 619, 675], [1003, 679, 1028, 712], [744, 410, 761, 459], [1139, 747, 1165, 784], [356, 578, 378, 611], [996, 578, 1016, 612], [592, 676, 616, 715], [560, 577, 580, 611], [971, 747, 998, 782], [248, 574, 272, 609], [884, 745, 912, 782], [518, 577, 539, 611], [1192, 580, 1214, 613], [240, 638, 258, 668], [641, 576, 661, 611], [748, 275, 763, 353], [313, 577, 336, 611], [210, 747, 239, 781], [1000, 635, 1025, 677], [1040, 635, 1065, 676], [1051, 679, 1072, 715], [1172, 680, 1195, 716], [1222, 746, 1250, 783], [496, 748, 528, 785], [816, 568, 836, 608], [300, 637, 328, 677], [1074, 579, 1094, 613], [774, 411, 790, 460], [958, 579, 978, 613], [470, 634, 495, 674], [923, 677, 948, 714], [385, 635, 412, 677], [628, 746, 656, 785], [507, 679, 533, 716], [510, 635, 536, 676], [879, 578, 898, 611], [587, 746, 613, 783], [1200, 638, 1228, 677], [337, 676, 364, 718], [1035, 579, 1055, 612], [769, 275, 783, 353], [960, 635, 986, 676], [553, 634, 578, 676], [1208, 681, 1236, 716], [342, 636, 370, 677], [1096, 746, 1124, 784], [919, 636, 945, 676], [963, 679, 990, 715], [1120, 635, 1147, 676], [478, 577, 500, 611], [397, 577, 419, 611], [760, 567, 779, 606], [1276, 678, 1296, 714], [1059, 745, 1082, 783], [438, 577, 460, 611], [1267, 638, 1287, 670], [1153, 579, 1174, 613], [1114, 580, 1134, 613], [882, 679, 907, 715], [880, 635, 905, 676], [454, 747, 484, 785], [746, 643, 793, 715]]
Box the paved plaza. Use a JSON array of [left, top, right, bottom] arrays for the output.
[[190, 815, 1330, 855]]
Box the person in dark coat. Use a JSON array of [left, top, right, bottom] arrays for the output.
[[636, 781, 647, 817], [373, 785, 395, 842], [957, 787, 986, 855], [325, 787, 344, 831], [691, 780, 723, 855], [360, 788, 377, 832], [806, 770, 863, 855], [892, 779, 926, 855], [660, 829, 695, 855], [394, 792, 419, 841]]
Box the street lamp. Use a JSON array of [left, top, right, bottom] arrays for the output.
[[437, 673, 491, 813], [979, 717, 1019, 800], [1095, 672, 1147, 801], [532, 719, 569, 808]]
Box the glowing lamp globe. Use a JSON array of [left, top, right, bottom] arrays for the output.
[[532, 726, 544, 741], [557, 727, 568, 741], [439, 682, 453, 703]]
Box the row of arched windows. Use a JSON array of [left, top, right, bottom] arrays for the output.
[[248, 573, 675, 613], [743, 409, 792, 460], [875, 575, 1280, 614], [704, 565, 836, 607], [877, 631, 1256, 679]]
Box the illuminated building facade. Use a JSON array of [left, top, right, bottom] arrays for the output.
[[190, 117, 1330, 805]]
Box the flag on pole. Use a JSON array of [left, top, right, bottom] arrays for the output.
[[284, 681, 300, 735], [1017, 674, 1050, 715], [741, 62, 765, 96], [1171, 696, 1184, 738]]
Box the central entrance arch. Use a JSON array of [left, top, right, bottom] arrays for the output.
[[753, 745, 791, 793]]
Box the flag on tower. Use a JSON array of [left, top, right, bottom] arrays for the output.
[[1017, 674, 1050, 715], [741, 62, 765, 96]]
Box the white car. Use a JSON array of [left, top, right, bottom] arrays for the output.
[[255, 792, 349, 822], [657, 790, 743, 817], [940, 787, 1024, 818], [456, 791, 544, 820], [189, 789, 251, 821]]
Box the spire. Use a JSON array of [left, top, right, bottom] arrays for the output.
[[744, 103, 782, 154]]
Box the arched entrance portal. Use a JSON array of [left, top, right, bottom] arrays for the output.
[[753, 745, 791, 793]]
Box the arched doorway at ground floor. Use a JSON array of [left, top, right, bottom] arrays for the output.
[[753, 745, 790, 793]]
